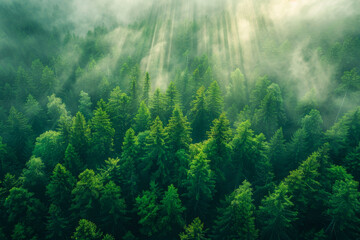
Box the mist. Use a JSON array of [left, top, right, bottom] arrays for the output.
[[1, 0, 360, 123]]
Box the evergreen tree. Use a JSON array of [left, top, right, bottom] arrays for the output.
[[133, 101, 151, 133], [343, 143, 360, 181], [258, 183, 297, 240], [184, 151, 215, 219], [79, 91, 92, 120], [64, 143, 83, 177], [190, 86, 209, 142], [326, 179, 360, 239], [205, 81, 223, 123], [72, 219, 103, 240], [70, 112, 90, 164], [120, 128, 139, 198], [71, 169, 103, 221], [32, 130, 65, 171], [46, 164, 76, 210], [106, 87, 132, 152], [135, 181, 161, 237], [254, 83, 285, 138], [301, 109, 324, 155], [41, 66, 56, 94], [46, 204, 71, 240], [164, 82, 181, 122], [179, 218, 209, 240], [150, 88, 165, 121], [142, 72, 151, 105], [47, 94, 68, 126], [143, 117, 169, 185], [89, 106, 115, 167], [160, 184, 185, 235], [267, 128, 286, 179], [286, 128, 307, 171], [204, 113, 232, 182], [21, 156, 47, 197], [99, 181, 127, 236], [212, 180, 258, 240]]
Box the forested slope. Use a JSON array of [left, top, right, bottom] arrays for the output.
[[1, 0, 360, 239]]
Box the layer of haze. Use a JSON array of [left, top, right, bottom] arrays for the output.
[[1, 0, 360, 111]]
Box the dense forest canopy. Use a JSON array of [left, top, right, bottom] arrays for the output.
[[1, 0, 360, 239]]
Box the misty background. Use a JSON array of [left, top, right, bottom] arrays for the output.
[[1, 0, 360, 128]]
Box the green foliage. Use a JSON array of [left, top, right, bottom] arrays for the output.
[[205, 81, 223, 122], [160, 184, 185, 235], [133, 101, 151, 133], [72, 219, 102, 240], [179, 218, 209, 240], [213, 180, 258, 240], [46, 204, 71, 239], [21, 156, 47, 196], [150, 88, 165, 121], [46, 164, 75, 210], [99, 181, 127, 236], [89, 106, 115, 167], [165, 82, 181, 122], [79, 91, 93, 120], [258, 183, 297, 240], [135, 181, 161, 236], [32, 131, 65, 171], [190, 86, 209, 142], [326, 179, 360, 239], [184, 151, 215, 218], [142, 72, 151, 105], [143, 117, 169, 185], [71, 169, 103, 220]]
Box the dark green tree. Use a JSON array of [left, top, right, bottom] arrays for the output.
[[190, 86, 209, 142], [70, 112, 90, 164], [205, 81, 223, 123], [184, 151, 215, 219], [150, 88, 165, 121], [212, 180, 258, 240], [179, 218, 209, 240], [46, 163, 76, 210], [79, 91, 93, 120], [72, 219, 102, 240], [142, 72, 151, 105], [133, 101, 151, 133]]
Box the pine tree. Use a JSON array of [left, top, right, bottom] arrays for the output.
[[71, 169, 103, 221], [89, 106, 115, 167], [326, 179, 360, 239], [46, 204, 71, 239], [184, 151, 215, 219], [150, 88, 165, 121], [79, 91, 92, 120], [142, 72, 151, 105], [164, 82, 181, 122], [253, 83, 285, 138], [135, 181, 161, 237], [64, 143, 83, 177], [267, 128, 286, 179], [70, 112, 90, 164], [301, 109, 324, 155], [286, 128, 307, 171], [133, 101, 151, 133], [143, 117, 169, 185], [160, 184, 185, 235], [258, 183, 297, 240], [120, 128, 139, 198], [204, 113, 232, 182], [212, 180, 258, 240], [343, 143, 360, 181], [21, 156, 47, 197], [205, 81, 223, 123], [106, 87, 132, 152], [32, 130, 65, 171], [99, 181, 127, 236], [46, 164, 76, 210], [190, 86, 209, 142], [72, 219, 103, 240], [179, 218, 209, 240], [41, 66, 57, 94]]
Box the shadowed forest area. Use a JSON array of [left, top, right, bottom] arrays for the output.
[[1, 0, 360, 239]]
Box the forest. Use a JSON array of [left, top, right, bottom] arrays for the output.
[[1, 0, 360, 239]]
